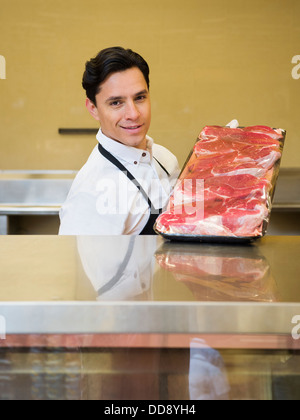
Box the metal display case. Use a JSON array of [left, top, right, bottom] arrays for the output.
[[0, 235, 300, 400]]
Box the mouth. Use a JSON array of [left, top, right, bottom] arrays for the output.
[[120, 124, 144, 132]]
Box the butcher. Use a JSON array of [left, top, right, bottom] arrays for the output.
[[59, 47, 180, 235]]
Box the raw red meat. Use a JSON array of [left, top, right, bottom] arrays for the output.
[[200, 125, 282, 145], [155, 125, 285, 238]]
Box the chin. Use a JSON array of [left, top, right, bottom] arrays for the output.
[[123, 135, 146, 149]]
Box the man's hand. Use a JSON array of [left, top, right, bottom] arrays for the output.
[[226, 119, 239, 128]]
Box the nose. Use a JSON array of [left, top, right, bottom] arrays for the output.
[[124, 100, 140, 120]]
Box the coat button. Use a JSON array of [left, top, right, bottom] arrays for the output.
[[134, 161, 138, 165], [142, 152, 147, 157]]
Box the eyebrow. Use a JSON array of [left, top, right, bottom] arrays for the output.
[[105, 90, 149, 104]]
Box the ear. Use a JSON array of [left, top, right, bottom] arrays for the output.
[[86, 98, 100, 121]]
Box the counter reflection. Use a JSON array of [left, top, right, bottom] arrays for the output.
[[76, 237, 280, 303], [77, 236, 156, 301], [189, 338, 229, 400], [76, 236, 157, 301], [155, 242, 280, 302]]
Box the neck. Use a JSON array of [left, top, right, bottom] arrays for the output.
[[135, 137, 147, 151]]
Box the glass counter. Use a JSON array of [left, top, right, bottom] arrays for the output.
[[0, 235, 300, 400]]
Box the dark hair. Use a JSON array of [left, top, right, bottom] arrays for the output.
[[82, 47, 150, 105]]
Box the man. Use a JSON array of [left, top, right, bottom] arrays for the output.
[[59, 47, 180, 235]]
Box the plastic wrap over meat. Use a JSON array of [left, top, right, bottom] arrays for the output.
[[155, 125, 285, 241]]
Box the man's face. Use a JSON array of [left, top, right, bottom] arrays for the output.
[[86, 67, 151, 150]]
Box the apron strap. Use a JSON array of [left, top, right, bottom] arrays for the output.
[[98, 142, 156, 211], [153, 156, 170, 177]]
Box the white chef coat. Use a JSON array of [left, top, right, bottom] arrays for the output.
[[59, 129, 180, 235]]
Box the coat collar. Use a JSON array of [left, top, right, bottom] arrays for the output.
[[96, 129, 153, 165]]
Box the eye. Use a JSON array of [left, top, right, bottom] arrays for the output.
[[109, 99, 124, 108], [110, 100, 123, 107], [135, 95, 147, 102]]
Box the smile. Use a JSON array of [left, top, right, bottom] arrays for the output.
[[120, 124, 144, 131]]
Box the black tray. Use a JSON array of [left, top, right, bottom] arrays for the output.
[[155, 229, 262, 244], [155, 241, 260, 256]]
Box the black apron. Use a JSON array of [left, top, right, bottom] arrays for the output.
[[98, 143, 169, 235]]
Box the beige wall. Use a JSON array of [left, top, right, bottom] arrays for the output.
[[0, 0, 299, 170]]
